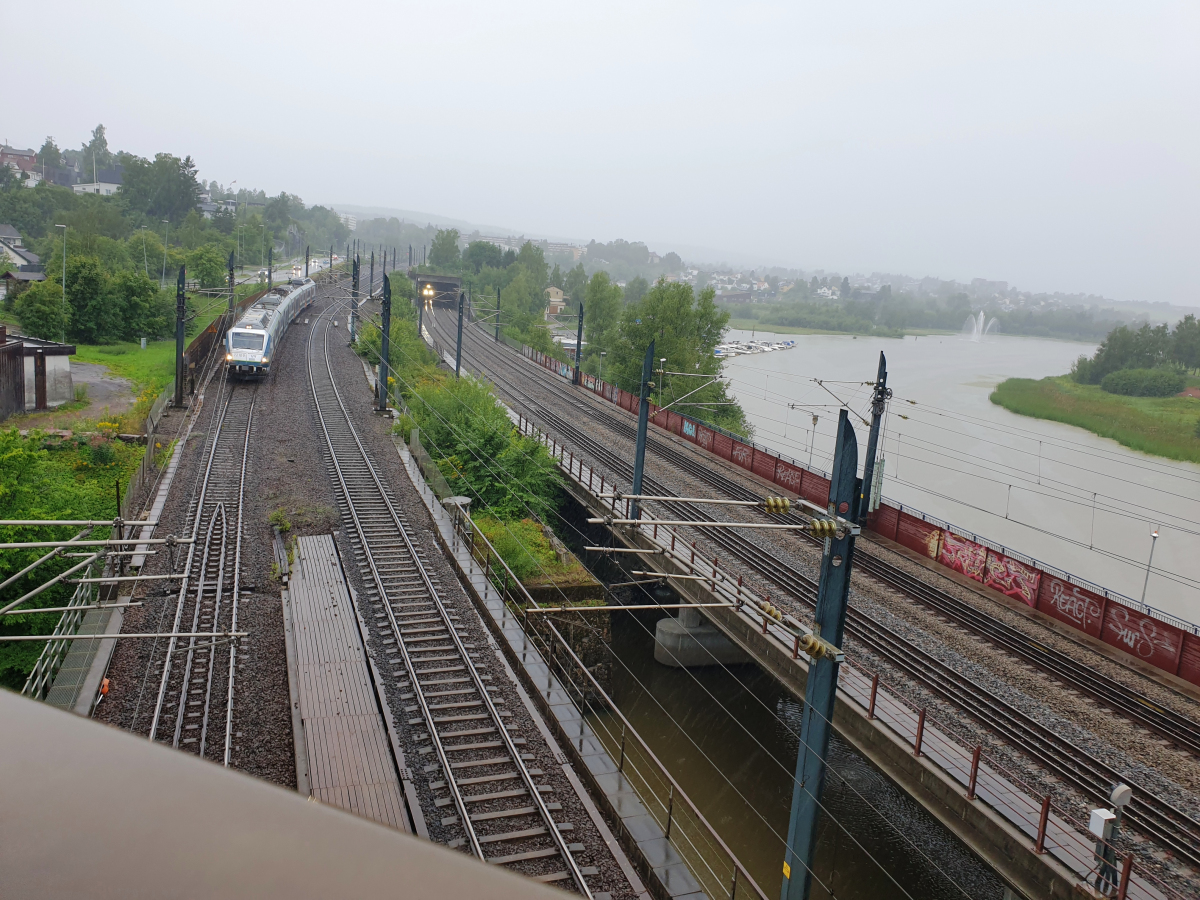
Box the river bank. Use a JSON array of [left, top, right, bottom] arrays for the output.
[[991, 375, 1200, 464]]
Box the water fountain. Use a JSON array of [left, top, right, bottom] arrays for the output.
[[961, 310, 999, 342]]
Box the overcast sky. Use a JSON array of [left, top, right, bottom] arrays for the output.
[[10, 2, 1198, 304]]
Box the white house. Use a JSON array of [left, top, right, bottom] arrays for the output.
[[73, 181, 121, 197]]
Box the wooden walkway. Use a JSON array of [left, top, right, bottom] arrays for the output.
[[283, 534, 409, 831]]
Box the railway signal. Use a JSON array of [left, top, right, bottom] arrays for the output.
[[782, 409, 860, 900]]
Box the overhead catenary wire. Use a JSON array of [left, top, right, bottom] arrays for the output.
[[366, 300, 975, 897]]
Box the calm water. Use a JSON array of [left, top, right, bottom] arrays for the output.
[[722, 330, 1200, 622], [596, 608, 1005, 900]]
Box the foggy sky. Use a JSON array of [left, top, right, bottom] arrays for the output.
[[10, 1, 1198, 304]]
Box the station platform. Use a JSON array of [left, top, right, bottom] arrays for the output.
[[282, 534, 409, 831]]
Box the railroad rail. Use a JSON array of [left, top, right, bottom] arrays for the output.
[[435, 306, 1200, 872], [308, 306, 595, 893], [147, 381, 254, 766]]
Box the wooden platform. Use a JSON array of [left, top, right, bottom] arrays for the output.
[[282, 534, 409, 831]]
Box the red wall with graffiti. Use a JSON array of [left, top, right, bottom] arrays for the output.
[[554, 351, 1200, 688]]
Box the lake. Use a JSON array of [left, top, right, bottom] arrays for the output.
[[721, 329, 1200, 623]]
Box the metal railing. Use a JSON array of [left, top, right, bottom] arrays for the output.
[[443, 503, 770, 900], [21, 568, 96, 701]]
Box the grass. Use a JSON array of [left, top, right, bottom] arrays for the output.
[[991, 375, 1200, 464], [0, 428, 147, 688], [472, 516, 595, 589]]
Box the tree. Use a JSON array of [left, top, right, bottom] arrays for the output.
[[623, 276, 649, 306], [563, 263, 587, 307], [549, 263, 564, 289], [187, 245, 227, 289], [429, 228, 461, 269], [1172, 314, 1200, 373], [664, 251, 682, 273], [840, 276, 851, 297], [463, 240, 503, 273], [110, 271, 170, 339], [63, 256, 118, 344], [515, 241, 548, 291], [608, 280, 746, 433], [120, 153, 201, 224], [81, 124, 113, 173], [36, 138, 60, 170], [583, 272, 622, 359], [15, 280, 67, 341]]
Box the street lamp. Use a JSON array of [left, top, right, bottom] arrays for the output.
[[1141, 526, 1159, 605], [160, 220, 169, 288], [54, 225, 66, 342], [599, 351, 606, 381]]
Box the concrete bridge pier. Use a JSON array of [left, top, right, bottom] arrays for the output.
[[654, 606, 749, 668]]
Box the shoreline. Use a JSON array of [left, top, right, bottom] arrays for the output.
[[990, 375, 1200, 465]]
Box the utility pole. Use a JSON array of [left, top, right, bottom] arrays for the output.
[[630, 340, 655, 520], [267, 247, 273, 289], [305, 245, 310, 278], [494, 286, 500, 342], [857, 351, 891, 521], [329, 245, 333, 277], [369, 251, 374, 299], [377, 274, 392, 412], [409, 244, 412, 268], [350, 255, 360, 344], [173, 266, 186, 409], [227, 251, 236, 316], [573, 301, 585, 385], [781, 410, 859, 900], [392, 247, 396, 272], [455, 291, 465, 378]]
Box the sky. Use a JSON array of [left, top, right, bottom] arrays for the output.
[[9, 1, 1199, 304]]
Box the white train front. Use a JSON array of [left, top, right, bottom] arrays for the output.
[[225, 278, 317, 376]]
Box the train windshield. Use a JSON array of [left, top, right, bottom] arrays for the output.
[[231, 332, 265, 350]]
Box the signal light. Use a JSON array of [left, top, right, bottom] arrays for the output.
[[763, 496, 791, 514], [809, 518, 838, 538]]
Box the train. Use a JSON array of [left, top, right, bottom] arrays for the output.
[[224, 278, 318, 376], [414, 273, 463, 308]]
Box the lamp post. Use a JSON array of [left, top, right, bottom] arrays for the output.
[[1141, 527, 1159, 605], [54, 224, 66, 342], [160, 220, 169, 288]]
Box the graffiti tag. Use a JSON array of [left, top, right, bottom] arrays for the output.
[[1105, 605, 1178, 662], [1045, 579, 1103, 629]]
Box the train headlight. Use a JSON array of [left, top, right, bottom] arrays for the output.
[[261, 357, 269, 364], [226, 354, 232, 361]]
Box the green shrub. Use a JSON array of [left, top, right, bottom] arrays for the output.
[[1099, 368, 1185, 397]]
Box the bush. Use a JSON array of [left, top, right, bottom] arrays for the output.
[[1099, 368, 1186, 397]]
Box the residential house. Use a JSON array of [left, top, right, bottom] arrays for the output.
[[72, 167, 122, 197], [545, 286, 567, 319]]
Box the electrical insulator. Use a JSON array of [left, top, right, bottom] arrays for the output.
[[810, 518, 838, 538], [764, 496, 791, 514], [798, 632, 825, 659]]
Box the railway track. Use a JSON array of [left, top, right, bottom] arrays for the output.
[[458, 314, 1200, 757], [148, 382, 254, 766], [308, 307, 596, 893], [437, 307, 1200, 871]]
